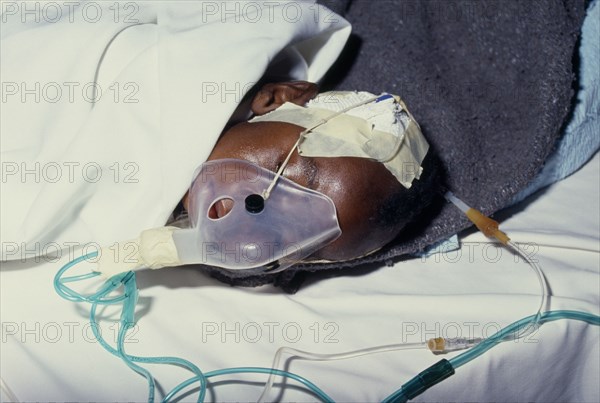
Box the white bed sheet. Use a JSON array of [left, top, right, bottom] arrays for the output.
[[1, 153, 599, 402]]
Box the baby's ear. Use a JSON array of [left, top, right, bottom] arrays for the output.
[[251, 81, 318, 116]]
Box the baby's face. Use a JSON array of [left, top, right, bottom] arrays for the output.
[[203, 120, 403, 261]]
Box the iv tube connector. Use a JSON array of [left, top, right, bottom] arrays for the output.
[[444, 191, 510, 245], [427, 337, 484, 354], [465, 208, 510, 245]]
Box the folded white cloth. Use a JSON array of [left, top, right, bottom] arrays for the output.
[[0, 1, 350, 261]]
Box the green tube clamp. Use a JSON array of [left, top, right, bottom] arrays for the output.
[[402, 359, 455, 400]]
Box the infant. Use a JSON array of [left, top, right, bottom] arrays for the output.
[[181, 81, 440, 264]]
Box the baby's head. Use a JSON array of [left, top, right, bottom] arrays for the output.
[[186, 81, 439, 264]]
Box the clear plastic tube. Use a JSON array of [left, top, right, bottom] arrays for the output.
[[444, 191, 469, 213], [442, 192, 549, 340], [205, 367, 334, 402], [257, 342, 426, 402], [504, 240, 549, 340]]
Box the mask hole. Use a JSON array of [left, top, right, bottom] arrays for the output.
[[208, 198, 234, 220]]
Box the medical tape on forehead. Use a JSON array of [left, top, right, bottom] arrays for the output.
[[249, 93, 429, 188]]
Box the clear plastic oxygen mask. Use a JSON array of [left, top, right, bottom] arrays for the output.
[[95, 158, 341, 277], [173, 159, 341, 271]]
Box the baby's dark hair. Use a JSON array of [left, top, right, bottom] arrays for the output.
[[375, 151, 441, 236]]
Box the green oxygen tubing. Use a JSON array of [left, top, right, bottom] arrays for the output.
[[54, 251, 333, 403]]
